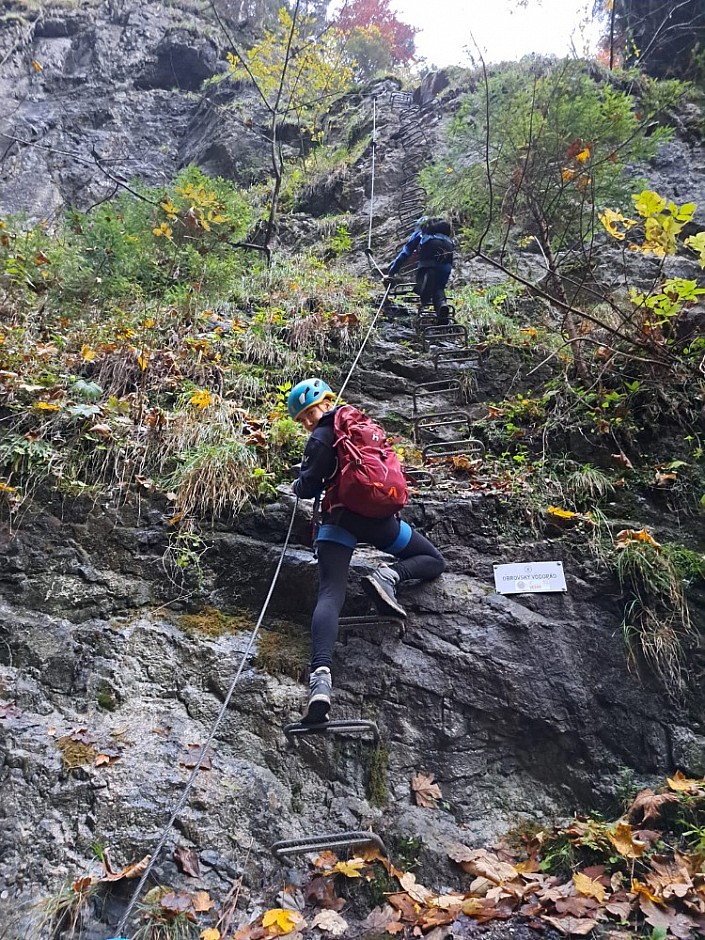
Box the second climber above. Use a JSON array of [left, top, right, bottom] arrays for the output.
[[288, 377, 446, 725], [386, 216, 456, 324]]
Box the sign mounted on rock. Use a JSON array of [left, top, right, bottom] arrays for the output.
[[493, 561, 567, 595]]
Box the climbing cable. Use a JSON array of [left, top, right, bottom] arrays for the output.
[[115, 497, 299, 937], [115, 282, 392, 937], [367, 96, 377, 252], [337, 282, 391, 402]]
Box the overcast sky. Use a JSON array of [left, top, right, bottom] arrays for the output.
[[391, 0, 601, 68]]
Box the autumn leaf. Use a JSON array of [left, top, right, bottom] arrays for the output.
[[449, 847, 519, 885], [100, 854, 151, 883], [614, 528, 660, 551], [331, 857, 364, 878], [94, 753, 119, 767], [201, 930, 220, 940], [34, 401, 61, 411], [174, 845, 200, 877], [193, 891, 214, 912], [542, 914, 598, 935], [179, 744, 213, 770], [667, 770, 704, 792], [627, 787, 679, 823], [398, 871, 434, 904], [561, 167, 576, 183], [575, 146, 591, 164], [311, 910, 348, 936], [160, 891, 192, 914], [361, 904, 401, 936], [261, 908, 304, 935], [411, 772, 442, 808], [32, 59, 43, 71], [608, 820, 646, 858], [305, 876, 345, 911], [573, 871, 606, 902], [632, 190, 667, 218]]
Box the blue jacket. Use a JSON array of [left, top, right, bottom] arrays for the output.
[[388, 231, 455, 275]]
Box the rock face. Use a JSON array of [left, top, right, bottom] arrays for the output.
[[0, 4, 704, 936], [1, 324, 704, 935]]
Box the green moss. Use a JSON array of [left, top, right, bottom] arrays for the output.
[[253, 620, 309, 680], [96, 683, 117, 711], [367, 744, 389, 807], [56, 736, 96, 771], [178, 605, 253, 638]]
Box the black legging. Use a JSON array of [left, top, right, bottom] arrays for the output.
[[310, 512, 445, 670], [415, 265, 451, 315]]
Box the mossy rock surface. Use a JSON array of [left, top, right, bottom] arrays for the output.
[[178, 605, 254, 638]]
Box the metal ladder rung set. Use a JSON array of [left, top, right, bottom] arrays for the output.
[[409, 316, 485, 478], [274, 615, 399, 859]]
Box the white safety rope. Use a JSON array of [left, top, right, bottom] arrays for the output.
[[114, 281, 392, 939]]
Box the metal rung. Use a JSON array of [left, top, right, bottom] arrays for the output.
[[423, 438, 485, 459], [421, 324, 467, 350], [339, 615, 405, 629], [415, 411, 471, 443], [391, 92, 414, 108], [404, 468, 437, 486], [433, 348, 482, 370], [284, 719, 380, 744], [412, 378, 462, 414], [272, 830, 387, 860]]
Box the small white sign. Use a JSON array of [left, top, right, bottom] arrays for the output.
[[493, 561, 567, 595]]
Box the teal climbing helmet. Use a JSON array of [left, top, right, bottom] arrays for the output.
[[287, 378, 335, 420]]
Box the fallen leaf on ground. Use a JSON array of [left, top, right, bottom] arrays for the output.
[[667, 770, 704, 792], [454, 848, 519, 885], [261, 908, 304, 936], [627, 787, 679, 823], [398, 871, 434, 904], [193, 890, 214, 912], [573, 871, 607, 902], [331, 858, 364, 878], [608, 820, 646, 858], [201, 930, 220, 940], [100, 853, 151, 883], [174, 846, 200, 878], [311, 910, 348, 936], [160, 891, 192, 914], [361, 905, 401, 936], [305, 876, 345, 911], [543, 915, 599, 935], [411, 772, 442, 808]]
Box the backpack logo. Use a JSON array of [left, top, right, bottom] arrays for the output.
[[328, 407, 409, 518]]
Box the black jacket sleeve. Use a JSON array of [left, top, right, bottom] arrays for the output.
[[292, 432, 337, 500]]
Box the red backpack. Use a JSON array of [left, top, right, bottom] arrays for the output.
[[325, 406, 409, 518]]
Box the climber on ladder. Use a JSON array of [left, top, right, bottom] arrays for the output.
[[287, 378, 446, 725], [385, 217, 456, 325]]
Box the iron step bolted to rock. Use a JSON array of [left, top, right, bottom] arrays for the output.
[[283, 717, 380, 744], [339, 613, 406, 639], [272, 830, 388, 861]]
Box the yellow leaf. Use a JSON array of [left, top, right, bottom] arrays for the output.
[[632, 190, 667, 218], [136, 350, 150, 371], [200, 930, 220, 940], [667, 770, 704, 792], [575, 147, 591, 164], [261, 908, 302, 935], [561, 167, 576, 182], [190, 388, 212, 409], [547, 506, 579, 519], [599, 208, 637, 241], [614, 528, 661, 550], [0, 482, 17, 493], [631, 878, 661, 903], [81, 344, 97, 362], [608, 820, 646, 858], [144, 319, 155, 329], [34, 401, 61, 411], [31, 59, 43, 71], [331, 857, 365, 878], [152, 222, 173, 239], [573, 871, 606, 902]]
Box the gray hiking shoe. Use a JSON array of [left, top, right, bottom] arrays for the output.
[[302, 666, 332, 724], [361, 567, 407, 619]]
